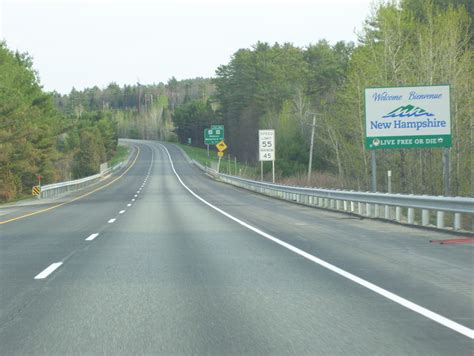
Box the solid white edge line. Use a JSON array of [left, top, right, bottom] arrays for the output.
[[119, 210, 126, 214], [158, 143, 474, 340], [108, 218, 116, 223], [85, 233, 99, 241], [34, 262, 63, 279]]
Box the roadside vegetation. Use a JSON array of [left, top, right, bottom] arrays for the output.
[[3, 0, 470, 202], [109, 145, 129, 168], [0, 43, 117, 202], [212, 0, 472, 196], [177, 144, 258, 178]]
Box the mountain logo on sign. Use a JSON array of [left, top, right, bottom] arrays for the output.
[[382, 105, 435, 119]]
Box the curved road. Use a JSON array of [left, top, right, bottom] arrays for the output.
[[0, 140, 472, 354]]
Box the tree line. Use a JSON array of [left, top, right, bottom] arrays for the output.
[[212, 0, 472, 196], [13, 0, 470, 200], [54, 77, 215, 143], [0, 43, 117, 202]]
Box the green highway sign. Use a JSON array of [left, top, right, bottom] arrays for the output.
[[204, 125, 224, 145]]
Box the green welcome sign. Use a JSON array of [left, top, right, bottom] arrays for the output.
[[365, 85, 451, 149]]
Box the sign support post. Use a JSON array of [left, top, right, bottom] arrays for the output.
[[387, 170, 392, 193], [38, 175, 42, 199], [371, 151, 377, 192], [443, 148, 450, 196], [307, 113, 317, 183], [272, 161, 275, 183]]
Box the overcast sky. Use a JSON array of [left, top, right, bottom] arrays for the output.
[[1, 0, 374, 94]]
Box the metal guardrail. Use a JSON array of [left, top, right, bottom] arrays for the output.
[[39, 161, 124, 199], [193, 160, 474, 232]]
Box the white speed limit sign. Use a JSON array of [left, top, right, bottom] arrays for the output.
[[259, 130, 275, 161]]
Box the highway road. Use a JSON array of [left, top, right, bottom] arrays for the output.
[[0, 140, 472, 354]]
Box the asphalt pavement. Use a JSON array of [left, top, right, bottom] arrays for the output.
[[0, 140, 472, 355]]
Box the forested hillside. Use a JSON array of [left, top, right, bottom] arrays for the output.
[[213, 0, 472, 196], [0, 43, 117, 202], [54, 77, 215, 142]]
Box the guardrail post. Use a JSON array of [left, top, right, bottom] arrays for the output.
[[407, 208, 415, 224], [343, 201, 348, 211], [454, 213, 461, 231], [396, 207, 401, 222], [374, 204, 379, 218], [384, 205, 390, 219], [358, 202, 362, 215], [350, 201, 355, 212], [336, 200, 341, 210], [366, 203, 372, 217], [422, 210, 429, 226], [436, 211, 445, 229]]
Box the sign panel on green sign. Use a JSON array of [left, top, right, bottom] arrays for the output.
[[365, 85, 451, 149], [204, 125, 224, 145]]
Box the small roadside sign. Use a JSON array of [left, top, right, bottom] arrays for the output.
[[259, 130, 275, 161], [204, 125, 225, 145], [217, 151, 224, 158], [32, 186, 41, 196], [216, 140, 228, 152]]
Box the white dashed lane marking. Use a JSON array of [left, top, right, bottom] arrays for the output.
[[86, 233, 99, 241], [34, 262, 63, 280]]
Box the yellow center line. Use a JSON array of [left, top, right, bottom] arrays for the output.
[[0, 145, 141, 225]]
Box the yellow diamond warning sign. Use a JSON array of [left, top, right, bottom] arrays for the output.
[[216, 140, 228, 152]]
